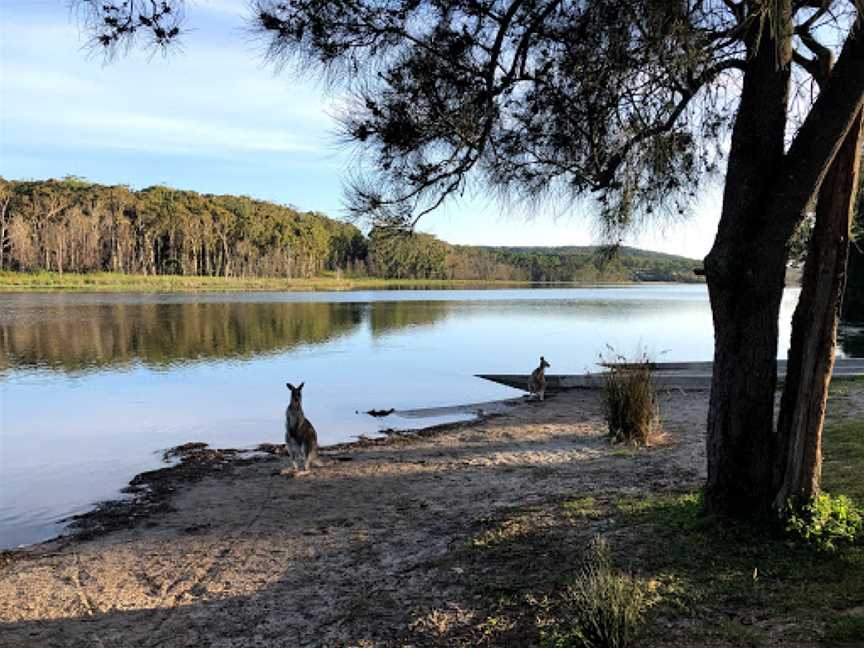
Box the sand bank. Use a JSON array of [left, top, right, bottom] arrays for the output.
[[0, 386, 857, 647]]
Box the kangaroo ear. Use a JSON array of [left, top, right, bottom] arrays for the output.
[[299, 382, 305, 390], [286, 382, 294, 390]]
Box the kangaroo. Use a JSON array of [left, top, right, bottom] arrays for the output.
[[284, 382, 319, 476], [528, 356, 551, 401]]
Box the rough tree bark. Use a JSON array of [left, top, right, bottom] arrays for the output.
[[774, 110, 864, 509], [704, 7, 864, 518], [703, 8, 794, 518]]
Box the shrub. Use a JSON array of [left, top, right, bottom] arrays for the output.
[[600, 349, 661, 446], [784, 493, 864, 552], [542, 537, 646, 648]]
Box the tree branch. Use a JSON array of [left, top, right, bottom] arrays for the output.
[[772, 20, 864, 230], [595, 58, 744, 187]]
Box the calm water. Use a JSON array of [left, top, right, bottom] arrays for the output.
[[0, 285, 811, 548]]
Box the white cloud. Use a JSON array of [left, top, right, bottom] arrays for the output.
[[0, 62, 102, 96], [3, 103, 323, 155], [0, 2, 341, 159], [190, 0, 251, 17]]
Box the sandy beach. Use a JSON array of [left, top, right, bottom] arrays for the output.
[[0, 385, 859, 647]]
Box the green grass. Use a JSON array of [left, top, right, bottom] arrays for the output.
[[0, 270, 535, 293], [826, 614, 864, 644], [562, 497, 604, 519], [417, 390, 864, 646], [598, 417, 864, 644], [616, 492, 863, 643], [540, 537, 647, 648], [823, 418, 864, 503]]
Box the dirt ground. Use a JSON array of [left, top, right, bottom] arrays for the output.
[[0, 387, 808, 647]]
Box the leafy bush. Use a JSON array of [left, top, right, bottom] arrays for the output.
[[600, 349, 661, 446], [785, 493, 864, 552], [542, 537, 646, 648]]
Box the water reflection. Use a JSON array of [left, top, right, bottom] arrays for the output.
[[0, 293, 716, 374], [369, 300, 452, 337], [0, 301, 366, 373]]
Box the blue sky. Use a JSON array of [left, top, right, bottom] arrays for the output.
[[0, 0, 722, 258]]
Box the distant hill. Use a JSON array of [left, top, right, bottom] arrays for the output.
[[468, 244, 702, 283], [481, 245, 695, 261], [364, 229, 701, 283], [0, 177, 701, 283]]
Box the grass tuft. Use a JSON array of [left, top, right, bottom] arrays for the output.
[[542, 537, 647, 648], [600, 349, 661, 446]]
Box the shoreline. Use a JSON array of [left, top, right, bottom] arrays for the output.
[[0, 397, 524, 556], [0, 270, 703, 293], [2, 385, 860, 646], [0, 386, 707, 646]]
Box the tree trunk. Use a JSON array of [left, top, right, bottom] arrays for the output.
[[773, 110, 864, 509], [705, 245, 790, 517], [703, 6, 794, 518], [0, 196, 10, 270], [0, 222, 7, 270], [221, 235, 230, 277]]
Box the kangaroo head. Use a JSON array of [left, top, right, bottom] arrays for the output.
[[286, 382, 305, 408], [540, 356, 550, 369]]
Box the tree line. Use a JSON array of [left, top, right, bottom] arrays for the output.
[[0, 177, 367, 278], [0, 178, 701, 283]]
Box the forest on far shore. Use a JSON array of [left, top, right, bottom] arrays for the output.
[[0, 177, 704, 283]]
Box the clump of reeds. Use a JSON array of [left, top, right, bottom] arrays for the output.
[[600, 348, 661, 446], [545, 536, 647, 648]]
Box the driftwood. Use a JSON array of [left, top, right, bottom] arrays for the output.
[[366, 408, 395, 417]]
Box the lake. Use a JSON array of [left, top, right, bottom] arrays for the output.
[[0, 284, 827, 548]]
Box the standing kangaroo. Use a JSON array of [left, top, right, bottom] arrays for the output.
[[528, 356, 551, 401], [284, 382, 318, 476]]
